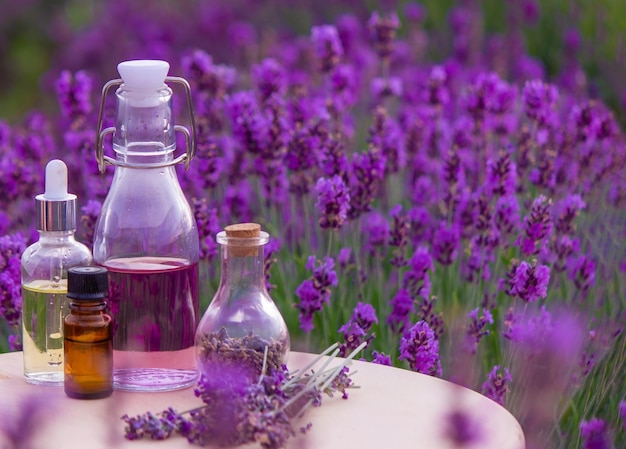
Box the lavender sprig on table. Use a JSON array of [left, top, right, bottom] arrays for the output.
[[121, 342, 366, 448]]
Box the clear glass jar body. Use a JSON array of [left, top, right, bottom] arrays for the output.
[[195, 231, 290, 378], [21, 231, 93, 385], [93, 84, 200, 392]]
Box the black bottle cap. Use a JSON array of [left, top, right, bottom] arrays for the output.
[[67, 266, 109, 300]]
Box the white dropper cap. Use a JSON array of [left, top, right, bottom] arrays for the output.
[[117, 60, 170, 107], [36, 159, 77, 231]]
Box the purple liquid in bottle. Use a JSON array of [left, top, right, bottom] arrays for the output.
[[105, 257, 199, 391]]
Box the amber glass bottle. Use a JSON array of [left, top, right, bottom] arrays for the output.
[[64, 266, 113, 399]]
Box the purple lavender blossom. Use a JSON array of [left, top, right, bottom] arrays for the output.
[[387, 288, 414, 334], [371, 76, 403, 101], [315, 175, 351, 230], [503, 260, 550, 303], [464, 308, 494, 354], [554, 194, 586, 235], [485, 150, 517, 198], [348, 150, 386, 219], [80, 199, 101, 249], [580, 418, 612, 449], [481, 365, 512, 406], [422, 65, 450, 107], [517, 195, 553, 256], [55, 70, 93, 124], [263, 237, 282, 291], [371, 351, 392, 366], [361, 211, 390, 258], [192, 198, 221, 264], [368, 11, 400, 60], [522, 80, 559, 127], [567, 254, 596, 294], [182, 49, 236, 100], [8, 334, 22, 351], [338, 303, 377, 357], [389, 204, 410, 266], [311, 25, 343, 73], [619, 401, 626, 430], [402, 246, 434, 300], [295, 256, 338, 333], [337, 247, 352, 269], [444, 409, 483, 446], [399, 321, 442, 377], [252, 58, 287, 102], [224, 91, 268, 155], [330, 64, 358, 111], [368, 106, 404, 175], [494, 195, 520, 237], [432, 221, 461, 266]]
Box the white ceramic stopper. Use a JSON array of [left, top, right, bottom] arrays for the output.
[[117, 60, 170, 91]]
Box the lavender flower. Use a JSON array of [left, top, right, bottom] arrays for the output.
[[347, 150, 386, 219], [311, 25, 343, 73], [399, 321, 442, 377], [252, 58, 287, 102], [494, 195, 520, 237], [80, 199, 101, 250], [481, 365, 512, 406], [554, 194, 586, 235], [295, 256, 338, 333], [55, 70, 93, 125], [567, 254, 596, 294], [361, 211, 390, 258], [337, 307, 375, 359], [368, 11, 400, 61], [444, 409, 483, 446], [485, 150, 517, 198], [580, 418, 612, 449], [503, 260, 550, 303], [371, 351, 392, 366], [225, 90, 268, 155], [402, 246, 434, 300], [517, 194, 553, 256], [371, 76, 403, 101], [387, 288, 414, 334], [522, 80, 559, 127], [193, 198, 221, 263], [263, 237, 282, 291], [389, 204, 410, 266], [337, 247, 352, 269], [464, 308, 494, 354], [619, 401, 626, 429], [432, 221, 461, 266], [314, 175, 351, 230]]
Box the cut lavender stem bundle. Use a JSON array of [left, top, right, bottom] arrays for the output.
[[121, 341, 366, 449]]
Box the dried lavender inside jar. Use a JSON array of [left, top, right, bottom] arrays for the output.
[[196, 327, 287, 378]]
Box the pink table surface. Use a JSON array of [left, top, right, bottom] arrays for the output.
[[0, 351, 524, 449]]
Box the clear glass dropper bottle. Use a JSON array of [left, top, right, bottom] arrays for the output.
[[21, 159, 93, 385]]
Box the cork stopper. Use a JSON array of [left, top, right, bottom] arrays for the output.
[[221, 223, 263, 257], [224, 223, 261, 239]]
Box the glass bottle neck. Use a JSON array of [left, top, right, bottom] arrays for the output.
[[38, 230, 76, 242], [218, 246, 266, 291], [68, 300, 107, 314]]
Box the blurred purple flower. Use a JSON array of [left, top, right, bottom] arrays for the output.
[[403, 246, 434, 300], [264, 237, 282, 291], [554, 194, 586, 235], [371, 351, 392, 366], [55, 70, 93, 124], [387, 288, 414, 334], [567, 254, 596, 294], [517, 194, 553, 256], [444, 409, 482, 446], [522, 80, 559, 127], [404, 2, 426, 23], [423, 65, 450, 107], [464, 308, 494, 354], [252, 58, 287, 102], [368, 11, 400, 60], [432, 221, 461, 266], [485, 151, 517, 198], [8, 333, 22, 351], [311, 25, 343, 73], [348, 150, 386, 219], [361, 211, 389, 258], [494, 195, 520, 236], [79, 199, 101, 250], [182, 49, 236, 100], [619, 401, 626, 429], [330, 64, 358, 110], [481, 365, 512, 406], [399, 321, 442, 377], [315, 175, 351, 230], [224, 90, 268, 155], [371, 76, 403, 101], [192, 198, 220, 264], [337, 247, 352, 269], [389, 204, 410, 266], [580, 418, 611, 449]]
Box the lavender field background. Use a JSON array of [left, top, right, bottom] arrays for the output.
[[1, 1, 625, 448]]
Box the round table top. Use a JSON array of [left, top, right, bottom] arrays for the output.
[[0, 351, 524, 449]]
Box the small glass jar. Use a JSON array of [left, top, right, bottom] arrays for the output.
[[195, 223, 290, 378], [64, 266, 113, 399]]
